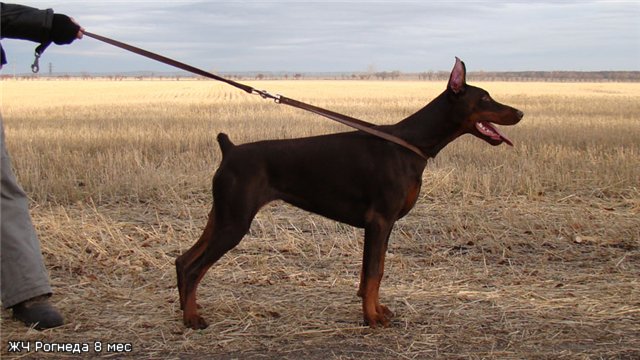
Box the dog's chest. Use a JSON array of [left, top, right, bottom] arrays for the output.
[[399, 181, 421, 218]]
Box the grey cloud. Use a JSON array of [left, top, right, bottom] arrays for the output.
[[3, 1, 638, 73]]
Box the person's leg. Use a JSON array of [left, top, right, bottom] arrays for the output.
[[1, 118, 63, 329]]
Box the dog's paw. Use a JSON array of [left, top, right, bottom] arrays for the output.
[[364, 304, 393, 328], [184, 315, 209, 330], [377, 304, 394, 320]]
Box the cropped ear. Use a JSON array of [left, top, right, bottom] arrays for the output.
[[448, 57, 466, 94]]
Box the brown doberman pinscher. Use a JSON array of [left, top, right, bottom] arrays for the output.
[[176, 58, 523, 329]]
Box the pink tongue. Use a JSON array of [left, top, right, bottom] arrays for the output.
[[476, 121, 513, 146]]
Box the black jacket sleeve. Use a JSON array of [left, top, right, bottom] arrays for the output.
[[1, 3, 54, 42], [1, 2, 54, 65]]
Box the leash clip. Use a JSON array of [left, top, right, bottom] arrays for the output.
[[31, 50, 41, 73], [253, 89, 281, 103], [31, 42, 50, 74]]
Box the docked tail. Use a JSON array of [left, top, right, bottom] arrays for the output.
[[217, 133, 235, 157]]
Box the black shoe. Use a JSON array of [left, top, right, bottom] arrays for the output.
[[12, 295, 64, 330]]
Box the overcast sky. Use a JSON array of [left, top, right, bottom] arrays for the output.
[[1, 1, 639, 74]]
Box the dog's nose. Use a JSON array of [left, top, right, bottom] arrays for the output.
[[517, 110, 524, 119]]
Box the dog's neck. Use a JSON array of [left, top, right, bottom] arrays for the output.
[[389, 91, 463, 159]]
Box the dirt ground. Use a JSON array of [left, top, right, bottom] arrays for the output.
[[1, 195, 638, 359]]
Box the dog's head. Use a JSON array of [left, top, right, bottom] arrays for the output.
[[447, 57, 523, 146]]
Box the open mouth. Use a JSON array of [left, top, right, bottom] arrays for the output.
[[475, 121, 513, 146]]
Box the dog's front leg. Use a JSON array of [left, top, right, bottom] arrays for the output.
[[359, 215, 394, 328]]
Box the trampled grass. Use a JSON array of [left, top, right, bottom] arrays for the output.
[[1, 79, 638, 358]]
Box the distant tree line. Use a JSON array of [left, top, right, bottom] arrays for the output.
[[2, 70, 639, 82], [416, 70, 640, 82]]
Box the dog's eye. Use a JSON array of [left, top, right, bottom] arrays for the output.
[[482, 95, 491, 102]]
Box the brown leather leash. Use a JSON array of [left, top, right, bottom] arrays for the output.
[[82, 31, 428, 160]]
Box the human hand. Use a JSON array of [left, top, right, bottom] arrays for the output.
[[51, 14, 84, 45], [72, 17, 85, 40]]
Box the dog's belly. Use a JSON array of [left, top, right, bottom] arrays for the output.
[[277, 185, 370, 228]]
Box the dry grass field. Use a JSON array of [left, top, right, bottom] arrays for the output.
[[1, 79, 638, 359]]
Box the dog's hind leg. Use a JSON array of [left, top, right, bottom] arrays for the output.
[[177, 172, 271, 329], [176, 209, 215, 311], [179, 221, 249, 329]]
